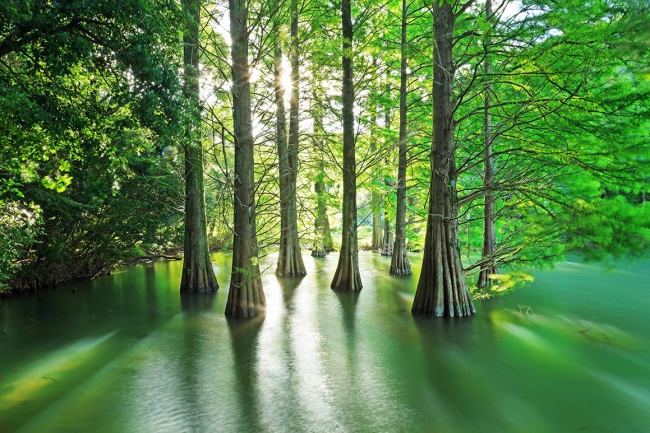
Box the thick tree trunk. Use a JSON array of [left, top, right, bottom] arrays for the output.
[[275, 2, 306, 277], [381, 209, 393, 256], [180, 0, 219, 293], [478, 0, 498, 289], [331, 0, 362, 292], [225, 0, 266, 318], [390, 0, 412, 276], [412, 1, 475, 317]]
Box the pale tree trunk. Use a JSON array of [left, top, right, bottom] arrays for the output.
[[371, 190, 383, 250], [275, 0, 306, 277], [180, 0, 219, 293], [311, 93, 333, 257], [225, 0, 266, 318], [477, 0, 498, 289], [370, 66, 383, 251], [331, 0, 362, 292], [381, 83, 393, 258], [370, 133, 383, 251], [412, 1, 475, 317], [390, 0, 412, 276], [381, 209, 393, 256], [312, 179, 327, 257]]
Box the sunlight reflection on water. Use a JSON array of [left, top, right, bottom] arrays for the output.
[[1, 252, 649, 433]]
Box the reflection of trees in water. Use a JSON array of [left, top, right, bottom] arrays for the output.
[[276, 275, 304, 309], [227, 316, 265, 432], [144, 265, 158, 320], [180, 291, 216, 314], [335, 291, 359, 343], [412, 315, 507, 430], [176, 292, 218, 429]]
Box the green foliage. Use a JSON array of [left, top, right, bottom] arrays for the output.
[[2, 0, 650, 293], [0, 202, 41, 291], [471, 271, 535, 300]]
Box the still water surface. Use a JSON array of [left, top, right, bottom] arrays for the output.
[[1, 252, 649, 432]]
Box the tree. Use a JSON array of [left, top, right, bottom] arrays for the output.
[[0, 0, 187, 291], [476, 0, 497, 289], [180, 0, 219, 293], [331, 0, 362, 292], [225, 0, 266, 318], [276, 0, 307, 276], [311, 92, 334, 257], [412, 0, 475, 317], [389, 0, 412, 276]]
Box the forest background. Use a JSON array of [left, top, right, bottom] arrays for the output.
[[1, 0, 649, 311]]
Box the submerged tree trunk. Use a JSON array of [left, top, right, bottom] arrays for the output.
[[275, 0, 306, 277], [478, 0, 498, 289], [412, 1, 475, 317], [180, 0, 219, 293], [225, 0, 266, 318], [331, 0, 362, 292], [381, 209, 393, 256], [390, 0, 412, 276]]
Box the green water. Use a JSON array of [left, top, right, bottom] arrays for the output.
[[1, 252, 649, 433]]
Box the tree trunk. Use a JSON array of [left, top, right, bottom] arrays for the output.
[[331, 0, 362, 292], [381, 209, 393, 256], [225, 0, 266, 318], [180, 0, 219, 293], [275, 0, 306, 277], [371, 189, 383, 250], [390, 0, 412, 276], [311, 93, 333, 257], [312, 173, 327, 257], [477, 0, 498, 289], [370, 69, 383, 252], [381, 83, 393, 258], [412, 1, 475, 317]]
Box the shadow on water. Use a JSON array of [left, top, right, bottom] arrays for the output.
[[227, 315, 265, 432]]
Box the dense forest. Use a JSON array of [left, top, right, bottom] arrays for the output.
[[1, 0, 649, 317]]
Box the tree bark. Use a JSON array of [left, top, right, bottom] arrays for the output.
[[311, 93, 333, 257], [381, 208, 393, 256], [412, 1, 475, 317], [180, 0, 219, 293], [371, 189, 383, 250], [390, 0, 412, 276], [331, 0, 362, 292], [477, 0, 498, 289], [275, 0, 306, 277], [370, 68, 383, 251], [381, 83, 393, 258], [225, 0, 266, 318]]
